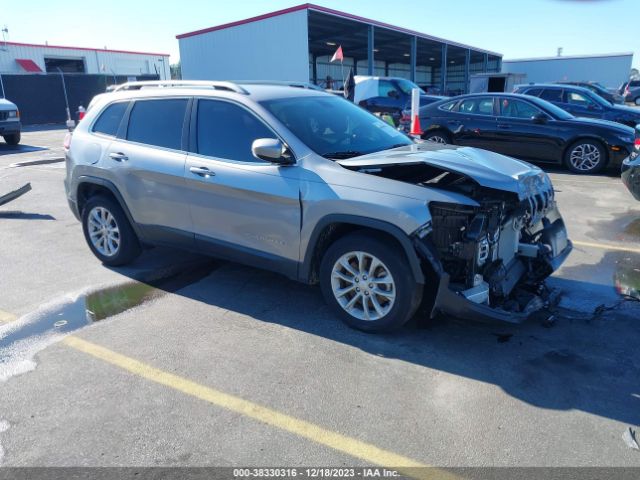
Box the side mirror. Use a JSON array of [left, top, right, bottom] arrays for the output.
[[251, 138, 293, 164], [532, 113, 548, 124]]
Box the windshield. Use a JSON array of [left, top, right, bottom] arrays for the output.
[[260, 95, 413, 159], [395, 78, 426, 95]]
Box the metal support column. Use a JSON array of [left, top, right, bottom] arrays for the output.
[[367, 25, 375, 76], [440, 44, 448, 94], [483, 53, 488, 73], [410, 36, 417, 82], [464, 49, 471, 93], [312, 54, 317, 85]]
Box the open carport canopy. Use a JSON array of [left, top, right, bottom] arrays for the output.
[[307, 8, 501, 86]]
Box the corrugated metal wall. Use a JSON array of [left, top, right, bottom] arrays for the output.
[[0, 43, 170, 78], [179, 10, 310, 81], [502, 55, 633, 89]]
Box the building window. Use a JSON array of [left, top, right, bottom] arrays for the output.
[[44, 57, 86, 73]]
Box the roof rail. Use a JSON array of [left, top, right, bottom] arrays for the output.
[[233, 80, 324, 91], [110, 80, 249, 94]]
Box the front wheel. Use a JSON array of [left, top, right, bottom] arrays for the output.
[[3, 133, 20, 145], [319, 232, 422, 333], [564, 139, 607, 174]]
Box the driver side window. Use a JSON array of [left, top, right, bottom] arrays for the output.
[[566, 92, 595, 107], [195, 100, 275, 163]]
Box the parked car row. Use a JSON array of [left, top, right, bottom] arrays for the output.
[[620, 79, 640, 106]]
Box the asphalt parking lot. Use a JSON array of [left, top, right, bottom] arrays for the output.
[[1, 127, 639, 473]]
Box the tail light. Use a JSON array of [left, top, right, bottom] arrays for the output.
[[634, 138, 640, 150], [400, 114, 410, 123], [63, 132, 72, 150]]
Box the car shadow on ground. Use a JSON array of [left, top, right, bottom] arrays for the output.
[[108, 249, 640, 426], [0, 144, 48, 156], [0, 211, 55, 220]]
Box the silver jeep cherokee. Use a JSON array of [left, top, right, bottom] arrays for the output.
[[64, 81, 572, 332]]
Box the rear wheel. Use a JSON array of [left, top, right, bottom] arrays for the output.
[[3, 133, 20, 145], [422, 130, 451, 145], [81, 195, 141, 266], [319, 232, 422, 332], [564, 139, 607, 174]]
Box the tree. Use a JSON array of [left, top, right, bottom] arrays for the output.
[[170, 62, 182, 80]]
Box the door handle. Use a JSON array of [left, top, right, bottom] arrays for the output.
[[109, 152, 128, 161], [189, 166, 215, 177], [497, 124, 510, 129]]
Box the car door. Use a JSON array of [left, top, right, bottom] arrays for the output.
[[104, 97, 194, 247], [451, 96, 499, 150], [562, 90, 604, 119], [184, 98, 301, 278], [494, 97, 561, 161]]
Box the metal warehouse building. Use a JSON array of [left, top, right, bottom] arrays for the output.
[[177, 3, 502, 95], [502, 52, 634, 89], [0, 41, 170, 78]]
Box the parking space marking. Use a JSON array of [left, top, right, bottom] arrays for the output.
[[0, 309, 17, 323], [550, 179, 622, 185], [573, 240, 640, 254], [63, 336, 456, 480]]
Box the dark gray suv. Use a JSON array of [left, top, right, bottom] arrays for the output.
[[64, 81, 572, 332]]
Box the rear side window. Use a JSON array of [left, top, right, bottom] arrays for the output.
[[523, 88, 543, 97], [539, 89, 563, 103], [196, 100, 274, 162], [127, 99, 188, 150], [458, 97, 494, 116], [378, 80, 399, 98], [92, 102, 128, 137], [438, 100, 458, 112], [499, 98, 542, 119]]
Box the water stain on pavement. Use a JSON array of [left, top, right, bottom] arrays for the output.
[[0, 261, 216, 381]]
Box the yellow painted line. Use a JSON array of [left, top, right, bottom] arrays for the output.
[[63, 336, 455, 480], [573, 240, 640, 254], [0, 309, 17, 324]]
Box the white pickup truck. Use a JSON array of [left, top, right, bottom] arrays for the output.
[[0, 97, 20, 145]]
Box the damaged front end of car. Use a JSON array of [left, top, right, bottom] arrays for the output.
[[414, 170, 571, 323], [338, 145, 572, 323]]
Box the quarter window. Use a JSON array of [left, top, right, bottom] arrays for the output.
[[92, 102, 128, 137], [438, 100, 458, 112], [523, 88, 543, 97], [127, 99, 188, 150], [196, 100, 274, 162]]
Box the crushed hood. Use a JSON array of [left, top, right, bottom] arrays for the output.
[[336, 143, 552, 200]]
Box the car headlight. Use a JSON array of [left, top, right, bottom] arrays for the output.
[[7, 110, 18, 118]]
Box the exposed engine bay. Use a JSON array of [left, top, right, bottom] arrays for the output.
[[346, 160, 572, 323]]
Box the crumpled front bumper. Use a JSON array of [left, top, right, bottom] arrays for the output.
[[415, 216, 573, 324]]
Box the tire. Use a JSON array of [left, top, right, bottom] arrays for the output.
[[319, 232, 423, 333], [563, 139, 607, 174], [3, 132, 20, 145], [422, 130, 451, 145], [81, 195, 141, 266]]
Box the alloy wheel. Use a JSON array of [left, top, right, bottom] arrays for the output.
[[569, 143, 601, 172], [427, 135, 447, 144], [87, 206, 121, 257], [330, 251, 396, 321]]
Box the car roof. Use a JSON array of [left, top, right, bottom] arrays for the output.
[[516, 83, 594, 94]]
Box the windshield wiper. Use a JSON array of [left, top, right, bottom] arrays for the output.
[[322, 150, 365, 159]]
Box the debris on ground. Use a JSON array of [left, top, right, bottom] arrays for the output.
[[623, 427, 639, 451], [0, 183, 31, 207]]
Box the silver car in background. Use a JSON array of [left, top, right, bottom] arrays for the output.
[[64, 81, 572, 332], [0, 97, 21, 145]]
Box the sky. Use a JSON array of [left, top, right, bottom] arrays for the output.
[[1, 0, 637, 68]]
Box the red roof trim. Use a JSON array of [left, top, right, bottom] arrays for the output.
[[176, 4, 310, 39], [175, 3, 501, 56], [5, 41, 169, 57], [15, 58, 43, 72]]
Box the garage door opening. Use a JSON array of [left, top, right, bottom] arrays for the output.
[[45, 57, 85, 73]]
